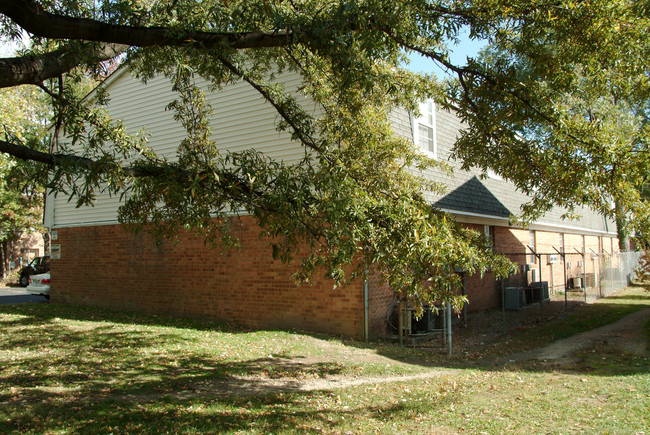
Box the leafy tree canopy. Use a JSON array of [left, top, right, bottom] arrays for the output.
[[0, 0, 648, 308], [0, 85, 48, 269]]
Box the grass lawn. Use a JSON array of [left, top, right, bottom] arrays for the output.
[[0, 286, 648, 434]]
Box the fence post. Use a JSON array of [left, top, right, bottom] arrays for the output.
[[446, 301, 452, 356], [527, 245, 544, 315], [501, 278, 507, 334], [553, 247, 568, 309]]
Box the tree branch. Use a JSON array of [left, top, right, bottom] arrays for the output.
[[1, 137, 327, 241], [0, 0, 293, 50], [0, 43, 127, 88], [1, 137, 281, 200], [0, 137, 149, 177]]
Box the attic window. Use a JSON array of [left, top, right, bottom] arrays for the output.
[[413, 100, 436, 158]]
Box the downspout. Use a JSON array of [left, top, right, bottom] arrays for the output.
[[363, 267, 369, 342], [582, 251, 587, 303]]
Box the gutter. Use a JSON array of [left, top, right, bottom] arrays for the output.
[[440, 208, 617, 237]]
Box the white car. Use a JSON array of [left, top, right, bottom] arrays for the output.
[[26, 272, 50, 300]]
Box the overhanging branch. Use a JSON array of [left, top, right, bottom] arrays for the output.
[[0, 138, 148, 177], [0, 138, 273, 197], [0, 43, 127, 88], [0, 0, 296, 88], [0, 0, 293, 50]]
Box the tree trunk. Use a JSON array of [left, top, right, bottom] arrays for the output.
[[43, 232, 50, 255], [615, 199, 630, 252], [1, 240, 7, 279]]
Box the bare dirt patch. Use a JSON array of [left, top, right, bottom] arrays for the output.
[[508, 307, 650, 365], [451, 293, 589, 355], [114, 368, 463, 403], [112, 288, 649, 402]]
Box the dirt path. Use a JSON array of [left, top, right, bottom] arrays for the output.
[[501, 307, 650, 364], [237, 307, 649, 394], [114, 307, 649, 402], [163, 369, 463, 401]]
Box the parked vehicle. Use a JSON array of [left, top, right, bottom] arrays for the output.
[[26, 272, 50, 300], [19, 255, 50, 287]]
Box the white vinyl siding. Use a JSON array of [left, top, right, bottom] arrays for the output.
[[52, 70, 315, 227], [487, 169, 502, 180], [48, 70, 618, 238]]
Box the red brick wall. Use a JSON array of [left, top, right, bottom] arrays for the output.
[[497, 229, 619, 294], [50, 217, 621, 338], [458, 224, 506, 312], [367, 271, 394, 337], [463, 271, 498, 312], [51, 217, 365, 338]]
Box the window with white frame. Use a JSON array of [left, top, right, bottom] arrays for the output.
[[413, 100, 436, 157], [484, 225, 495, 250], [528, 230, 536, 264]]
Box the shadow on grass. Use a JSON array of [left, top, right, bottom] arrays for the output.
[[2, 391, 435, 434], [0, 286, 648, 433], [0, 329, 345, 402], [510, 345, 650, 378], [0, 302, 440, 433], [0, 301, 241, 333], [0, 305, 350, 412], [339, 292, 650, 376]]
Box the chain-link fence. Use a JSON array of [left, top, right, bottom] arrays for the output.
[[497, 250, 643, 334], [598, 251, 643, 297]]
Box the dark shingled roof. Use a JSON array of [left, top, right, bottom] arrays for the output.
[[390, 108, 616, 234], [434, 176, 513, 218]]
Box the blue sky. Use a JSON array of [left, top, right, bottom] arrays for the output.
[[405, 30, 487, 76]]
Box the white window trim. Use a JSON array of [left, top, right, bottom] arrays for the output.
[[487, 169, 502, 180], [412, 100, 437, 159], [529, 230, 536, 264], [484, 225, 495, 250]]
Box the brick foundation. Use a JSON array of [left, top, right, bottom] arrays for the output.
[[50, 218, 619, 338], [52, 217, 365, 338]]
